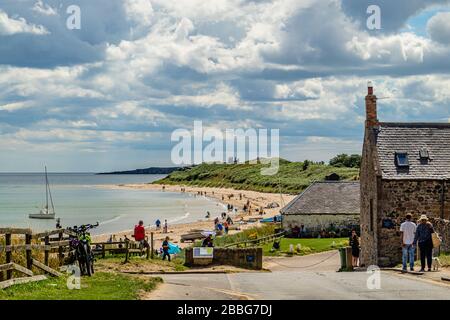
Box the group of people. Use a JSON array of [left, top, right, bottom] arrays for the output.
[[214, 213, 234, 234], [349, 213, 438, 271], [129, 220, 174, 261], [400, 213, 437, 272], [155, 218, 168, 233]]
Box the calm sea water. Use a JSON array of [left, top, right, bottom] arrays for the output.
[[0, 173, 225, 235]]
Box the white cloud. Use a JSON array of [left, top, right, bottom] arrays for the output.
[[0, 9, 49, 35], [427, 12, 450, 44], [32, 1, 58, 16], [124, 0, 154, 28]]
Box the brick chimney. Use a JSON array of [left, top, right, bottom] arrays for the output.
[[365, 81, 378, 127]]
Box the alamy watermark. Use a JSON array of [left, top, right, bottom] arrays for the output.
[[61, 264, 81, 290], [66, 5, 81, 30], [366, 265, 381, 290], [171, 121, 280, 175], [366, 5, 381, 30]]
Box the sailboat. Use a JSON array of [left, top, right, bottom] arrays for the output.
[[29, 167, 56, 219]]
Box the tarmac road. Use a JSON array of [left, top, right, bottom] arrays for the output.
[[145, 251, 450, 300]]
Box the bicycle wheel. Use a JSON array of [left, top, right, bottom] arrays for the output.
[[84, 244, 92, 277]]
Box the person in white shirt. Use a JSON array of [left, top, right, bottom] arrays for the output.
[[400, 213, 417, 271]]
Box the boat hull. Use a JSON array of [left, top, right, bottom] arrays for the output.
[[29, 214, 55, 219]]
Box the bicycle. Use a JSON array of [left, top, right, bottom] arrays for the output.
[[68, 222, 99, 276]]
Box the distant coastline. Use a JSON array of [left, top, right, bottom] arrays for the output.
[[97, 166, 181, 175]]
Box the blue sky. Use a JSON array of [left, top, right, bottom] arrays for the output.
[[1, 0, 450, 172]]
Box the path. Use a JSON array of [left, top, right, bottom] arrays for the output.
[[145, 251, 450, 300]]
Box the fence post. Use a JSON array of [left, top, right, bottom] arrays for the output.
[[124, 239, 130, 263], [5, 233, 12, 279], [26, 233, 32, 270], [102, 243, 106, 259], [150, 232, 154, 259], [58, 231, 63, 266], [44, 236, 50, 266]]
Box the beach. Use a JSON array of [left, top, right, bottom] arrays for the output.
[[93, 184, 296, 249]]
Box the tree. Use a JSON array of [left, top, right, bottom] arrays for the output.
[[329, 154, 361, 168], [302, 160, 310, 171]]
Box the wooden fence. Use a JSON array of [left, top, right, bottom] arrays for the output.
[[0, 228, 69, 289], [223, 231, 285, 248], [0, 228, 155, 289]]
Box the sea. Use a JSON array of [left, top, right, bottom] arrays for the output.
[[0, 173, 225, 235]]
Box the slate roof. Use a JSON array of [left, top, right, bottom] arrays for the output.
[[376, 123, 450, 180], [281, 181, 360, 215]]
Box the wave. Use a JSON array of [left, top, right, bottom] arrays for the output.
[[99, 215, 122, 225]]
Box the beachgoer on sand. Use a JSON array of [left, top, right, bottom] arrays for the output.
[[155, 219, 161, 229], [163, 219, 168, 233], [224, 221, 229, 234]]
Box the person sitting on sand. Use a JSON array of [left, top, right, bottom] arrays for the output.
[[162, 236, 171, 261], [205, 211, 210, 218], [202, 235, 214, 247], [155, 219, 161, 229]]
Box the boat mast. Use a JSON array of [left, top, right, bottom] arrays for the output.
[[45, 166, 49, 210], [45, 166, 55, 214]]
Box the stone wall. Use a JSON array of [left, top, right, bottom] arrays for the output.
[[359, 126, 380, 267], [377, 180, 449, 266], [430, 217, 450, 253], [185, 247, 263, 270], [282, 214, 359, 235]]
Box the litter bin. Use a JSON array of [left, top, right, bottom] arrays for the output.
[[339, 247, 347, 270]]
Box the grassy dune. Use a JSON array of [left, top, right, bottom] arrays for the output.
[[155, 159, 359, 194]]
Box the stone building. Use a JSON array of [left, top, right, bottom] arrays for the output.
[[360, 82, 450, 267], [281, 181, 360, 236]]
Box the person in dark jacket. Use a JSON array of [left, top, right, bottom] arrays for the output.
[[349, 229, 360, 267], [162, 236, 171, 261], [413, 214, 434, 272]]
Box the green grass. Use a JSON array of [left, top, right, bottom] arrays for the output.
[[439, 254, 450, 267], [0, 272, 162, 300], [261, 237, 348, 256], [154, 159, 359, 194], [97, 254, 189, 272]]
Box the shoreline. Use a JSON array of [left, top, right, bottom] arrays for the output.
[[92, 183, 295, 249]]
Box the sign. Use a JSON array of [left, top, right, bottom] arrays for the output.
[[246, 255, 255, 263], [193, 247, 214, 259]]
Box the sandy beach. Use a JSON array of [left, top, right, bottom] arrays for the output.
[[93, 184, 296, 249]]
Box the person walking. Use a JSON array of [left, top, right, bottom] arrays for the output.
[[349, 229, 360, 267], [162, 236, 171, 261], [414, 215, 435, 272], [224, 221, 229, 234], [163, 219, 168, 233], [400, 213, 417, 271]]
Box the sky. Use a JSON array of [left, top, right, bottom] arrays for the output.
[[0, 0, 450, 172]]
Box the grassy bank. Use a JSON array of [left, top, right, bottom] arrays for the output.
[[0, 272, 162, 300], [154, 160, 359, 194], [205, 224, 278, 248], [262, 237, 348, 256]]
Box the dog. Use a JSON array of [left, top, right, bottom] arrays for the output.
[[432, 257, 442, 271]]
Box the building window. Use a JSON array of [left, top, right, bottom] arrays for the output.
[[419, 148, 429, 160], [395, 152, 409, 167], [369, 199, 374, 232]]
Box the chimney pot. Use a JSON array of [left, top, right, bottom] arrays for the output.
[[365, 81, 378, 127], [367, 81, 373, 95]]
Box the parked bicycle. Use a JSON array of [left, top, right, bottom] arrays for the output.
[[68, 222, 99, 276]]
